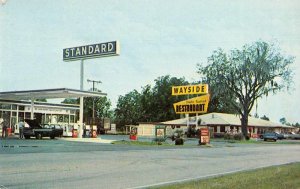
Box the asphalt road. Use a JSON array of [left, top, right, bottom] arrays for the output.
[[0, 138, 299, 189]]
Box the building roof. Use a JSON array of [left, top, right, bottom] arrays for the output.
[[162, 112, 292, 128], [0, 88, 106, 100]]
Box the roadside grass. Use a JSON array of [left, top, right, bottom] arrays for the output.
[[208, 137, 300, 145], [111, 140, 171, 146], [222, 139, 300, 145], [111, 138, 298, 147], [111, 139, 216, 148], [151, 162, 300, 189]]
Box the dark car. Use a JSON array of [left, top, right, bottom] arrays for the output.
[[274, 132, 284, 140], [23, 119, 63, 139], [263, 132, 278, 142]]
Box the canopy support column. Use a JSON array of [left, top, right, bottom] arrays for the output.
[[30, 97, 35, 119]]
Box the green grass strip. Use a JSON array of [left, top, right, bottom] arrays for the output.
[[111, 140, 171, 146], [152, 162, 300, 189]]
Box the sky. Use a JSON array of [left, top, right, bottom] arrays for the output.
[[0, 0, 299, 124]]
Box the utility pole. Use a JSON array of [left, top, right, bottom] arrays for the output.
[[87, 79, 102, 119]]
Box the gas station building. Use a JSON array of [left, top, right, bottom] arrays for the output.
[[0, 88, 106, 137]]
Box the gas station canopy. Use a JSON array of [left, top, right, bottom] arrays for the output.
[[0, 88, 106, 100]]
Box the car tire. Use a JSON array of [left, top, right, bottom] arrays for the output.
[[260, 135, 264, 139], [36, 133, 42, 140], [24, 135, 30, 139], [50, 135, 55, 139]]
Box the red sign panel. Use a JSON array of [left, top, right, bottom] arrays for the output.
[[199, 128, 210, 144]]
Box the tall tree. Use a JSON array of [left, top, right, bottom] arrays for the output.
[[114, 90, 142, 126], [279, 117, 287, 125], [260, 115, 270, 121], [114, 75, 189, 126], [149, 75, 188, 122], [61, 97, 112, 123], [84, 96, 113, 119], [61, 98, 78, 104], [198, 41, 294, 138]]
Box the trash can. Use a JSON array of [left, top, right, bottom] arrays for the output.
[[129, 134, 137, 140], [129, 127, 138, 140]]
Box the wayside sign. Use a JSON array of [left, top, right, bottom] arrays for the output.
[[172, 84, 208, 96], [63, 41, 120, 61]]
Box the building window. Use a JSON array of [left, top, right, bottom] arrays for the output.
[[0, 104, 11, 109], [64, 115, 69, 123], [214, 126, 217, 132], [58, 115, 64, 123], [25, 112, 31, 119], [70, 115, 75, 123], [19, 106, 25, 111], [12, 105, 17, 110], [220, 126, 225, 132]]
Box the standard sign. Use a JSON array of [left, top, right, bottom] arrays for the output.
[[173, 94, 209, 114], [172, 84, 208, 96], [63, 41, 120, 61]]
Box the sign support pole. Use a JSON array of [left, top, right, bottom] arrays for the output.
[[186, 113, 189, 130], [63, 41, 120, 138], [78, 59, 84, 138]]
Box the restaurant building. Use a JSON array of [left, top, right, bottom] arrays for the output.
[[136, 112, 296, 138]]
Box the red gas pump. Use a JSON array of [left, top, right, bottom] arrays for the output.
[[72, 129, 78, 138], [6, 127, 12, 136], [91, 126, 97, 138]]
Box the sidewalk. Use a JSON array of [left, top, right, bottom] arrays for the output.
[[58, 137, 116, 144]]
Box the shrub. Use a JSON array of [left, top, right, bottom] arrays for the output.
[[152, 137, 166, 143], [224, 133, 243, 141], [245, 135, 250, 140], [214, 133, 225, 138], [233, 133, 243, 140], [224, 133, 232, 140], [175, 138, 184, 145]]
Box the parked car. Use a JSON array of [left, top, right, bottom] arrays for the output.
[[282, 132, 300, 140], [283, 133, 291, 139], [290, 132, 300, 140], [23, 119, 63, 139], [263, 132, 278, 142], [274, 132, 284, 140]]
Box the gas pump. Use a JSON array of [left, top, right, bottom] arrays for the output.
[[83, 125, 91, 138], [63, 124, 73, 137], [72, 124, 78, 138], [91, 125, 97, 138]]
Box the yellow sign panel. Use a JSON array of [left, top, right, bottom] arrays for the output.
[[172, 84, 208, 96], [173, 94, 210, 114]]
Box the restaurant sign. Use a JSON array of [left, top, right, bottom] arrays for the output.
[[172, 84, 208, 96], [173, 94, 210, 114]]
